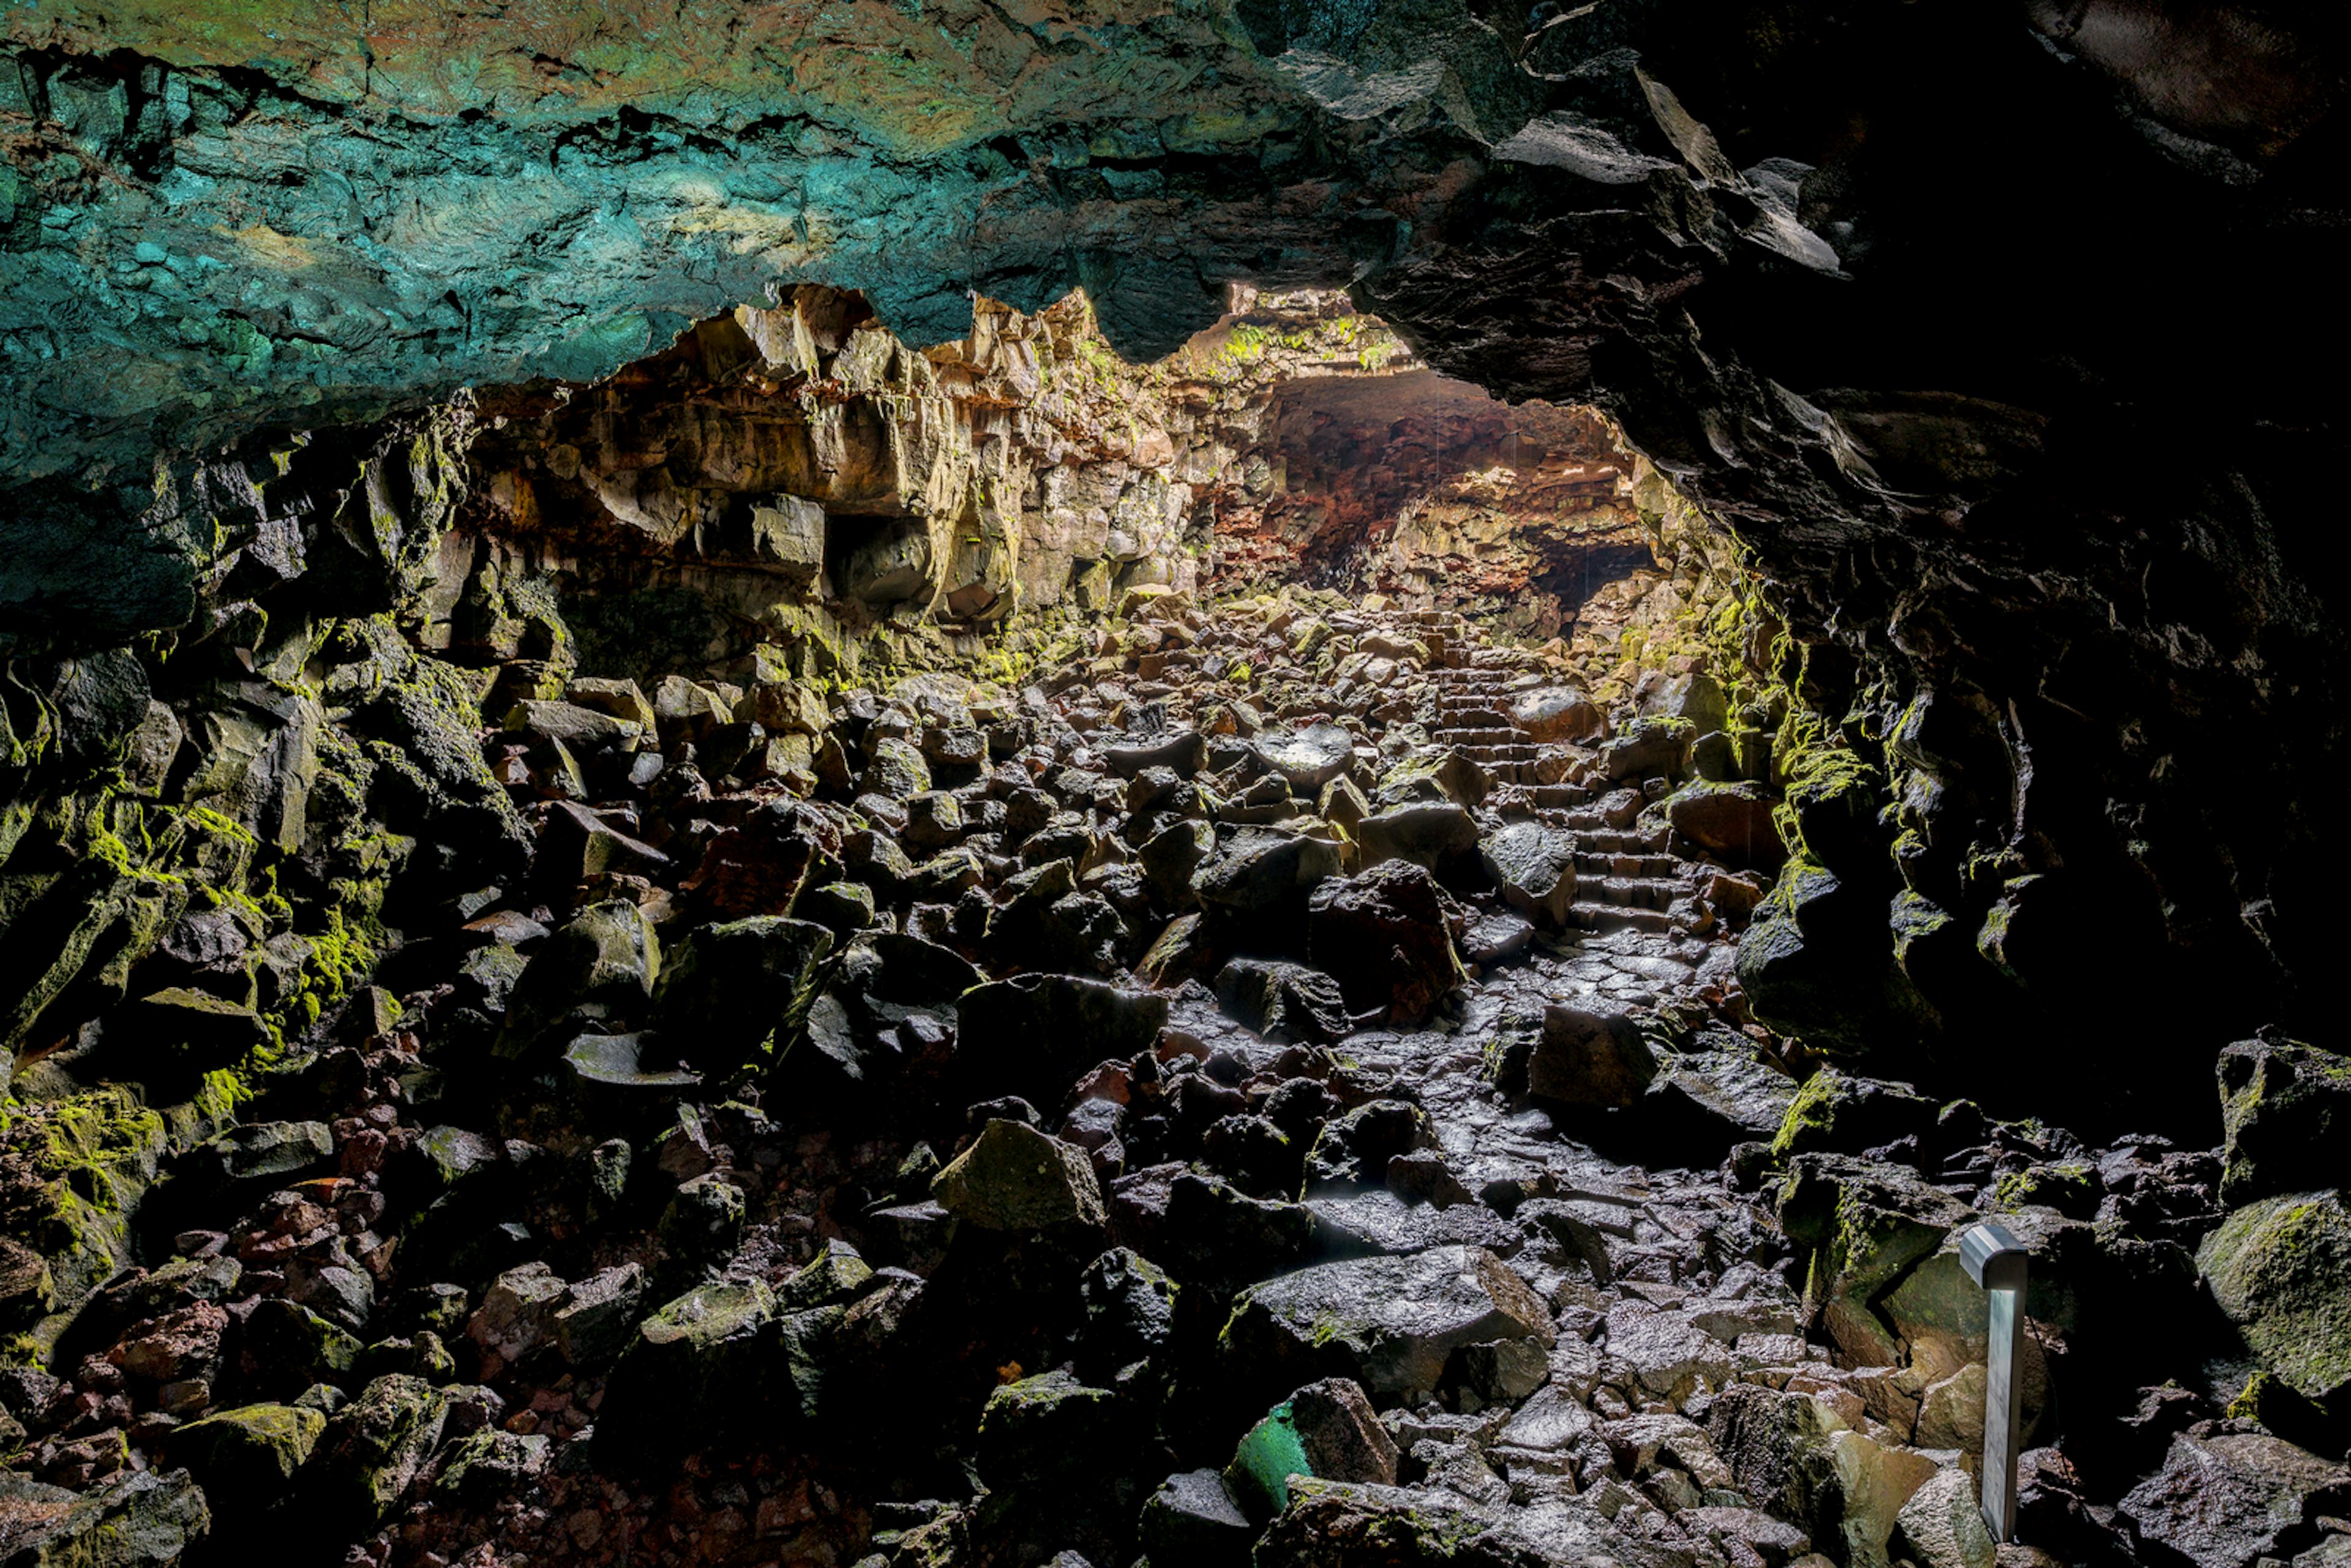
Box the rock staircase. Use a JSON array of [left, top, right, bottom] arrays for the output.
[[1400, 613, 1698, 937]]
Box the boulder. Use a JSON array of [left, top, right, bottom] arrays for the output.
[[1374, 748, 1489, 809], [684, 800, 851, 918], [1076, 1247, 1179, 1376], [175, 1120, 334, 1196], [1355, 803, 1479, 879], [957, 972, 1167, 1110], [1307, 860, 1466, 1025], [1770, 1069, 1937, 1159], [1510, 686, 1604, 743], [599, 1280, 777, 1452], [1215, 959, 1353, 1046], [1254, 724, 1355, 790], [431, 1428, 552, 1507], [1527, 1005, 1657, 1108], [170, 1403, 324, 1513], [933, 1120, 1107, 1232], [864, 735, 933, 798], [650, 915, 834, 1065], [1599, 716, 1692, 782], [1736, 860, 1935, 1057], [1222, 1245, 1553, 1401], [2120, 1431, 2351, 1568], [241, 1298, 364, 1396], [2197, 1190, 2351, 1402], [1193, 828, 1341, 913], [1777, 1154, 1971, 1365], [0, 1469, 209, 1567], [1663, 780, 1786, 871], [310, 1373, 449, 1529], [1480, 821, 1577, 927], [2218, 1035, 2351, 1205], [1139, 1469, 1255, 1567], [493, 899, 660, 1061], [1103, 729, 1207, 778], [1891, 1466, 1996, 1568]]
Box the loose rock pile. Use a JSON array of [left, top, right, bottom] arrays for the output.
[[2, 588, 2345, 1568]]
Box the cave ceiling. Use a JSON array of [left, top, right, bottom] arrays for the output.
[[3, 1, 2347, 1031]]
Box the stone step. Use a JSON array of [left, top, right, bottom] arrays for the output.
[[1577, 874, 1687, 912], [1567, 904, 1681, 936], [1576, 852, 1682, 879]]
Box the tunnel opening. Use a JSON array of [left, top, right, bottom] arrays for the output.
[[0, 267, 2312, 1562]]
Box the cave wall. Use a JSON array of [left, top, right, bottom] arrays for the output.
[[5, 0, 2347, 1115]]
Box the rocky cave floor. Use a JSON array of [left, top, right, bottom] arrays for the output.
[[3, 593, 2345, 1568]]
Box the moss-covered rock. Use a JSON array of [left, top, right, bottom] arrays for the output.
[[1768, 1069, 1936, 1161], [309, 1373, 449, 1531], [171, 1402, 325, 1512], [650, 914, 834, 1069], [2199, 1190, 2351, 1403], [492, 899, 661, 1062], [599, 1280, 778, 1454], [2218, 1035, 2351, 1206], [0, 1468, 209, 1567], [931, 1120, 1105, 1232], [241, 1298, 365, 1397]]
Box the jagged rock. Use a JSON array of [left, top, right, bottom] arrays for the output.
[[1255, 724, 1355, 790], [432, 1428, 551, 1507], [176, 1120, 333, 1195], [2197, 1190, 2351, 1403], [310, 1374, 449, 1531], [1355, 805, 1480, 885], [1769, 1070, 1937, 1159], [1480, 820, 1577, 927], [2218, 1035, 2351, 1206], [1194, 828, 1342, 913], [1226, 1378, 1402, 1518], [1139, 1470, 1256, 1567], [533, 801, 670, 891], [1374, 749, 1489, 809], [1511, 687, 1604, 743], [1215, 959, 1353, 1046], [1777, 1155, 1971, 1366], [650, 915, 833, 1065], [933, 1120, 1106, 1232], [1076, 1247, 1178, 1375], [1307, 859, 1467, 1025], [1736, 860, 1934, 1057], [958, 972, 1166, 1109], [684, 800, 850, 919], [560, 1030, 701, 1111], [864, 736, 933, 798], [1223, 1245, 1553, 1401], [1891, 1466, 1995, 1568], [552, 1264, 648, 1368], [1663, 781, 1785, 871], [601, 1281, 777, 1452], [1528, 1005, 1656, 1108], [2120, 1431, 2351, 1568], [169, 1403, 324, 1514], [1104, 730, 1208, 778], [1600, 717, 1692, 782], [0, 1470, 209, 1567], [241, 1299, 364, 1396], [493, 899, 660, 1061]]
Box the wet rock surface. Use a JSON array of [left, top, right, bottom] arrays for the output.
[[4, 561, 2340, 1568]]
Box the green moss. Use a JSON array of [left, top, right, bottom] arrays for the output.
[[1770, 1068, 1842, 1159]]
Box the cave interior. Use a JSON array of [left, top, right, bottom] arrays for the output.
[[0, 2, 2347, 1567]]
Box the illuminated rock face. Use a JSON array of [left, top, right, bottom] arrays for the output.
[[6, 6, 2345, 1071]]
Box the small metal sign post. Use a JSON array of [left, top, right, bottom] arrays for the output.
[[1959, 1220, 2029, 1544]]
